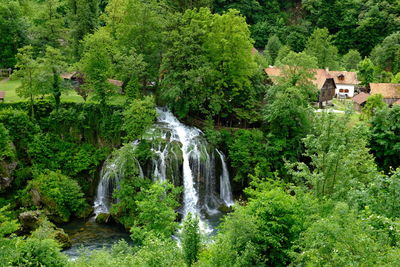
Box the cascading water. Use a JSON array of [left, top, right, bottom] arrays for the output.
[[94, 108, 234, 228], [217, 150, 234, 207]]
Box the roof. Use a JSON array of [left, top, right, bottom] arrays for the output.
[[108, 79, 123, 87], [352, 92, 370, 105], [313, 68, 334, 89], [329, 71, 359, 85], [370, 83, 400, 99], [61, 72, 77, 80], [264, 66, 335, 89], [61, 72, 123, 87], [251, 47, 258, 55]]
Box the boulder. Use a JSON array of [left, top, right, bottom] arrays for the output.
[[19, 210, 42, 232], [53, 228, 72, 249], [0, 161, 17, 191], [218, 204, 233, 213]]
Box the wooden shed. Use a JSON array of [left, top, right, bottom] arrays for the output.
[[352, 92, 370, 111]]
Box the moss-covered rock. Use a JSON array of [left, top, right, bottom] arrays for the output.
[[218, 204, 233, 213], [95, 213, 112, 224], [19, 210, 42, 232], [53, 228, 71, 249]]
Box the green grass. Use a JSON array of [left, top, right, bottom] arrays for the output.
[[332, 99, 354, 111], [0, 79, 22, 102], [0, 79, 127, 105]]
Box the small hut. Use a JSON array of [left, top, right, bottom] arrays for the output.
[[352, 92, 370, 111]]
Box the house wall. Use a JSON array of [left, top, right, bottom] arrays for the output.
[[335, 84, 355, 98]]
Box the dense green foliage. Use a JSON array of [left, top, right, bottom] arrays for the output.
[[181, 213, 201, 266], [1, 0, 400, 266], [122, 96, 157, 142], [23, 171, 90, 222], [370, 105, 400, 172]]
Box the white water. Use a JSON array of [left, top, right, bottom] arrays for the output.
[[94, 108, 234, 230], [217, 150, 234, 207]]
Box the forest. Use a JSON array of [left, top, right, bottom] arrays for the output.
[[1, 0, 400, 266]]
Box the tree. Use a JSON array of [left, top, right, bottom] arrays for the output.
[[68, 0, 100, 60], [304, 28, 339, 70], [274, 45, 292, 66], [122, 96, 157, 142], [263, 55, 318, 174], [369, 105, 400, 172], [11, 46, 47, 117], [78, 29, 115, 106], [227, 129, 271, 186], [41, 46, 68, 107], [371, 32, 400, 74], [129, 182, 180, 244], [0, 123, 14, 161], [199, 180, 304, 266], [289, 113, 379, 200], [105, 0, 165, 86], [165, 0, 212, 12], [361, 94, 387, 121], [294, 202, 399, 266], [31, 0, 66, 54], [0, 0, 29, 68], [360, 170, 400, 219], [393, 72, 400, 83], [161, 8, 260, 123], [357, 58, 377, 87], [265, 35, 281, 65], [113, 49, 146, 99], [181, 213, 201, 266], [278, 51, 319, 88], [342, 49, 361, 71]]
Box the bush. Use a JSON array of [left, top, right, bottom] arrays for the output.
[[27, 133, 107, 178], [11, 237, 67, 267], [0, 108, 39, 156], [25, 171, 89, 222], [122, 96, 157, 142]]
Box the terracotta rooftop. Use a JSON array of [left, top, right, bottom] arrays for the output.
[[329, 71, 359, 85], [352, 92, 370, 105], [370, 83, 400, 99], [264, 66, 334, 89], [108, 79, 123, 87], [61, 72, 77, 80]]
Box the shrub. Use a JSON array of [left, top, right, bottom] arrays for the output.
[[25, 171, 89, 222]]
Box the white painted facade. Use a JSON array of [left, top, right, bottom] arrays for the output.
[[335, 84, 355, 98]]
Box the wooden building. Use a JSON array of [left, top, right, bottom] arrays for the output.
[[352, 92, 370, 111], [369, 83, 400, 106]]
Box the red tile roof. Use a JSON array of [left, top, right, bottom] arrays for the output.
[[352, 92, 370, 105], [264, 66, 334, 89], [370, 83, 400, 99]]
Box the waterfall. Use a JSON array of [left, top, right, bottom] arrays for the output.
[[94, 107, 234, 225], [216, 150, 234, 207]]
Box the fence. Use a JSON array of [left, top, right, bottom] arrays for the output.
[[0, 69, 12, 78]]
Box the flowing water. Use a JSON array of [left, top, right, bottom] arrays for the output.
[[94, 107, 234, 230]]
